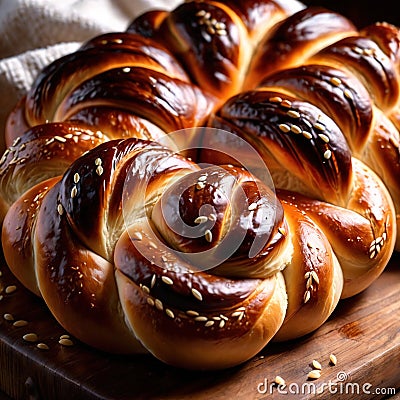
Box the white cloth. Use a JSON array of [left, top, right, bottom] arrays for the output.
[[0, 0, 181, 144]]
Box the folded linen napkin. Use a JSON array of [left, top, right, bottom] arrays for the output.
[[0, 0, 181, 150]]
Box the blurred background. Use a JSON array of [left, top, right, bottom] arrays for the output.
[[303, 0, 400, 28]]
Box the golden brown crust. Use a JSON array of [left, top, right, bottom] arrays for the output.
[[0, 0, 399, 370]]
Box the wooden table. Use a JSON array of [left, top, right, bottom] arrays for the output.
[[0, 252, 399, 400]]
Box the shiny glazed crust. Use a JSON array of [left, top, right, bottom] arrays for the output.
[[0, 0, 398, 369]]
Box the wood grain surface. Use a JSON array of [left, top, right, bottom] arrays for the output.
[[0, 251, 399, 400]]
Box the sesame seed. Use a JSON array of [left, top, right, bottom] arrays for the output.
[[194, 216, 208, 224], [96, 165, 104, 176], [134, 232, 142, 240], [55, 135, 66, 143], [207, 26, 216, 35], [219, 319, 225, 328], [311, 271, 320, 285], [306, 276, 313, 289], [5, 285, 17, 294], [186, 310, 199, 317], [57, 204, 64, 215], [59, 338, 74, 346], [196, 182, 205, 190], [191, 288, 203, 301], [312, 360, 322, 370], [37, 343, 49, 350], [73, 173, 80, 183], [304, 290, 311, 304], [196, 10, 206, 17], [370, 251, 377, 259], [23, 333, 38, 342], [215, 22, 226, 30], [269, 96, 282, 103], [291, 125, 302, 134], [147, 297, 155, 307], [302, 131, 313, 139], [165, 309, 175, 319], [3, 313, 14, 321], [313, 122, 325, 132], [318, 134, 330, 143], [216, 29, 227, 36], [274, 376, 286, 386], [155, 299, 163, 310], [323, 150, 332, 159], [353, 46, 363, 54], [208, 213, 217, 221], [329, 353, 337, 365], [13, 320, 28, 327], [0, 295, 3, 301], [248, 202, 257, 211], [344, 89, 353, 100], [122, 67, 131, 73], [205, 320, 214, 327], [95, 158, 102, 166], [71, 186, 78, 198], [204, 229, 213, 243], [151, 274, 156, 288], [287, 110, 301, 119], [278, 124, 291, 133], [141, 285, 150, 294], [148, 241, 158, 249], [307, 370, 321, 380], [330, 77, 342, 86], [281, 100, 292, 108], [161, 276, 173, 285], [197, 174, 207, 182], [231, 311, 243, 317], [194, 316, 208, 322]]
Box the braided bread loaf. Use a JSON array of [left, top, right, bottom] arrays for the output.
[[0, 0, 398, 369]]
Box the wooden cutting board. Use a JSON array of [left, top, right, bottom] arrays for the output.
[[0, 252, 399, 400]]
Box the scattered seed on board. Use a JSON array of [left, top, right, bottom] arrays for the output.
[[274, 375, 286, 386], [23, 333, 38, 342], [307, 370, 321, 380], [329, 353, 337, 365], [312, 360, 322, 370]]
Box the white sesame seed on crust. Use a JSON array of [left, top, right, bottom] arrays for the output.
[[205, 229, 213, 243], [291, 125, 302, 134], [287, 110, 301, 119], [194, 216, 208, 224], [278, 124, 291, 133], [269, 96, 282, 103], [161, 276, 173, 285], [191, 288, 203, 301]]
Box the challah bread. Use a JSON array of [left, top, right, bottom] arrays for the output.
[[0, 0, 399, 369], [2, 134, 345, 369]]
